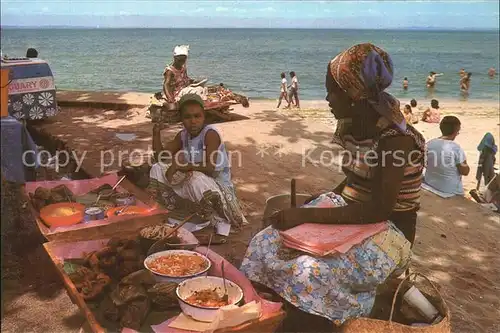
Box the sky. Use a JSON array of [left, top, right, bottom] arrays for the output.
[[1, 0, 499, 29]]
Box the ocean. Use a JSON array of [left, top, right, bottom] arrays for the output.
[[1, 28, 499, 101]]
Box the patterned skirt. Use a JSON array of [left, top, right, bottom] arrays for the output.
[[147, 163, 247, 227], [240, 194, 411, 325]]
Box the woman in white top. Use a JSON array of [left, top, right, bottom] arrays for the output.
[[276, 72, 289, 108], [286, 71, 300, 109]]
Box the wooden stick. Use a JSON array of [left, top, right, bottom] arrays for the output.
[[291, 178, 297, 208], [147, 212, 197, 256]]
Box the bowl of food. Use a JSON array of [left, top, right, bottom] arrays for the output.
[[176, 276, 244, 322], [40, 202, 85, 227], [144, 250, 211, 283]]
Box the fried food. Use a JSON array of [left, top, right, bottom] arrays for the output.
[[184, 288, 228, 308], [148, 254, 208, 277]]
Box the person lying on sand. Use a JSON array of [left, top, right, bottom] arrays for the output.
[[424, 116, 470, 197], [421, 99, 441, 123], [241, 43, 425, 328], [149, 94, 247, 230]]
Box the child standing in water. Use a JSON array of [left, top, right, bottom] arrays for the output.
[[403, 77, 409, 90], [276, 72, 289, 108]]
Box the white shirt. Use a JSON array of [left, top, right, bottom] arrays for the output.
[[424, 138, 466, 195], [291, 76, 298, 89], [281, 78, 287, 93]]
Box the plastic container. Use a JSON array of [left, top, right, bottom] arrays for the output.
[[40, 203, 85, 227], [403, 285, 440, 321]]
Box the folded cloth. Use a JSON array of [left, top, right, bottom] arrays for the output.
[[1, 116, 38, 183], [166, 301, 261, 332]]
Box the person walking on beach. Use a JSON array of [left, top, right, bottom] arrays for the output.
[[403, 77, 409, 90], [459, 68, 466, 78], [276, 72, 289, 108], [286, 71, 300, 109]]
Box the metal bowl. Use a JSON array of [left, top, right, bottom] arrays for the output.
[[176, 276, 244, 322], [143, 250, 211, 283]]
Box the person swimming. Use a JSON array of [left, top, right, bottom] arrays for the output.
[[403, 77, 409, 90]]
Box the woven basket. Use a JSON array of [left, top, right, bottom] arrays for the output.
[[342, 273, 451, 333]]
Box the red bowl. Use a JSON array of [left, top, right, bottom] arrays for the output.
[[40, 202, 85, 227]]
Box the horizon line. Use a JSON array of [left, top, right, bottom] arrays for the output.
[[2, 25, 498, 31]]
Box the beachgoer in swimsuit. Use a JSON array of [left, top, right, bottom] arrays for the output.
[[403, 77, 409, 90], [459, 68, 466, 78], [403, 104, 418, 124], [460, 72, 472, 96], [422, 99, 441, 123], [426, 71, 443, 88], [488, 67, 496, 78]]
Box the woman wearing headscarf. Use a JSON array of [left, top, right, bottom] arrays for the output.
[[476, 132, 498, 189], [240, 44, 426, 327]]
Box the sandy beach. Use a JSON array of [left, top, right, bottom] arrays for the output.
[[1, 94, 499, 333]]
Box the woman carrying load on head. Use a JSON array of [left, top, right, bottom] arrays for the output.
[[240, 43, 426, 327], [149, 94, 247, 230]]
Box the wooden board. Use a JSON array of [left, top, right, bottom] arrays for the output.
[[43, 239, 285, 333], [26, 178, 171, 242]]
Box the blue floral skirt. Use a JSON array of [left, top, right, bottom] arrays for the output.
[[240, 195, 411, 325]]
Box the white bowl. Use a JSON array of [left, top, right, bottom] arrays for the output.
[[144, 250, 211, 283], [176, 276, 244, 322]]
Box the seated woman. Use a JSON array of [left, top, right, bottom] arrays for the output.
[[403, 104, 419, 125], [149, 94, 247, 229], [422, 99, 441, 123], [240, 43, 426, 327]]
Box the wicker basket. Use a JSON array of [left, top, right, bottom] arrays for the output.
[[342, 273, 451, 333]]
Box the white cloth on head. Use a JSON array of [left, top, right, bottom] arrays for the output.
[[173, 45, 189, 57]]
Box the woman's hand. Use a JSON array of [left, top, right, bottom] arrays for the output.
[[165, 163, 178, 183]]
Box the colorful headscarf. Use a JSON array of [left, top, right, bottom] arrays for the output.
[[329, 43, 406, 132], [478, 132, 498, 153]]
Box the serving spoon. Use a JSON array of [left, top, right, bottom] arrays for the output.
[[221, 261, 229, 304]]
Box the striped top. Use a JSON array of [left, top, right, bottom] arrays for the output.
[[339, 125, 426, 212]]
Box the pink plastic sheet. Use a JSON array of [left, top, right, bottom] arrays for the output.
[[280, 222, 388, 256], [48, 237, 283, 333], [279, 194, 389, 256], [25, 173, 167, 234]]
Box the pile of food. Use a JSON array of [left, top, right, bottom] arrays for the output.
[[184, 288, 229, 308], [63, 227, 190, 330], [29, 185, 75, 211], [147, 253, 209, 277]]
